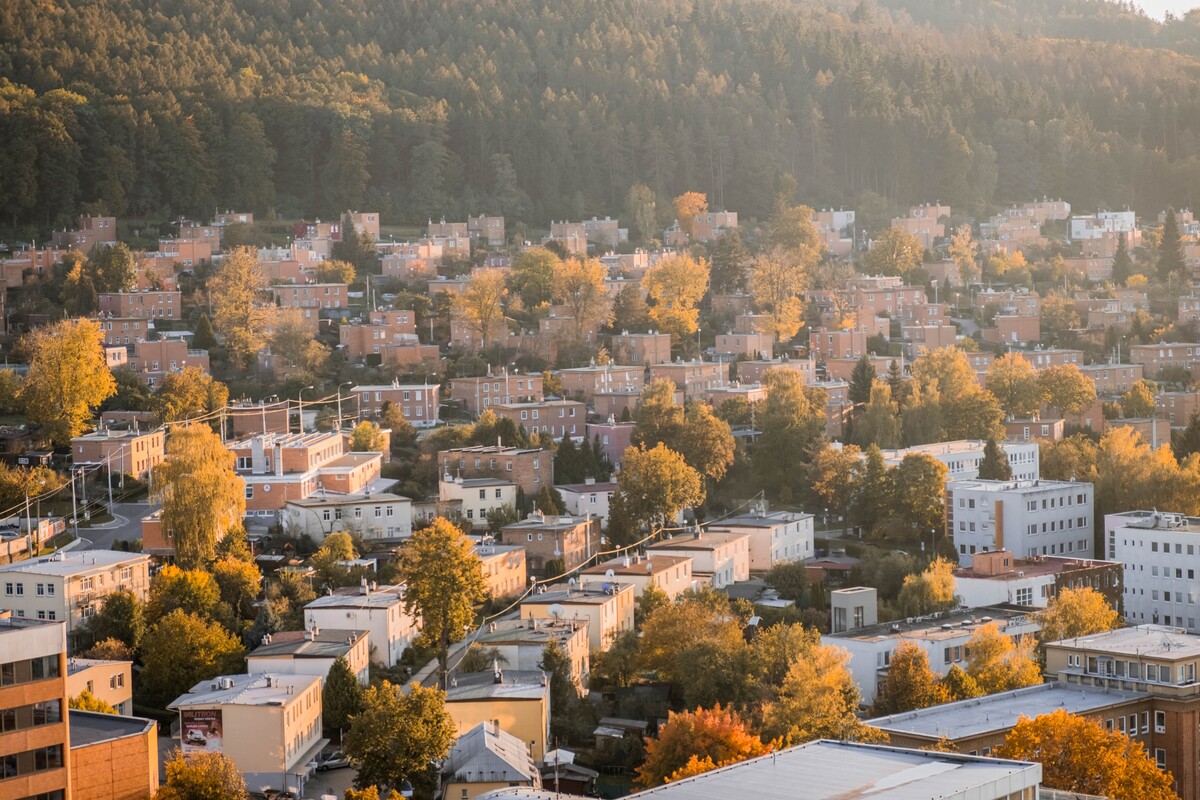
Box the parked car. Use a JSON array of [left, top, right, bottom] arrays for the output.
[[317, 751, 351, 771]]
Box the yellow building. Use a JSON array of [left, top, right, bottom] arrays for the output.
[[473, 543, 528, 600], [446, 670, 551, 761], [67, 658, 133, 715], [520, 583, 635, 652], [168, 673, 326, 797], [440, 721, 540, 800]]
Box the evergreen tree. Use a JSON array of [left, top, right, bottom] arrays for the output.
[[1111, 233, 1133, 285], [324, 656, 365, 741], [977, 439, 1013, 480], [850, 445, 892, 539], [1173, 412, 1200, 461], [848, 354, 877, 406], [536, 485, 566, 515], [709, 230, 750, 294], [1159, 208, 1186, 280], [885, 359, 909, 406]]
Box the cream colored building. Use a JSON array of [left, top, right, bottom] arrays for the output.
[[168, 673, 326, 797], [67, 657, 133, 714], [520, 583, 635, 652], [579, 554, 694, 600], [0, 550, 152, 643], [246, 627, 370, 685], [441, 476, 518, 529], [474, 543, 528, 600], [473, 617, 590, 689], [284, 490, 413, 541], [708, 510, 814, 572], [303, 584, 419, 668], [446, 669, 551, 761], [645, 532, 750, 588]]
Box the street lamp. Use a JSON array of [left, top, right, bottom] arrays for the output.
[[298, 386, 315, 434], [336, 381, 353, 431]]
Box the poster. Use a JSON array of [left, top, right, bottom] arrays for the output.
[[180, 708, 223, 753]]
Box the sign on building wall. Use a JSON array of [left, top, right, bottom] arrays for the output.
[[180, 708, 224, 753]]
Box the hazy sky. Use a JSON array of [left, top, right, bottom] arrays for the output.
[[1138, 0, 1199, 18]]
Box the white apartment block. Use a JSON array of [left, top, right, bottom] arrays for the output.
[[0, 551, 152, 642], [1106, 511, 1200, 631], [822, 607, 1041, 702], [438, 476, 517, 529], [874, 440, 1039, 483], [947, 479, 1094, 567], [303, 584, 419, 667], [707, 508, 814, 571]]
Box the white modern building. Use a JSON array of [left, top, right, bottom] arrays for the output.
[[1069, 209, 1136, 240], [439, 476, 517, 529], [1106, 510, 1200, 630], [708, 508, 814, 571], [822, 607, 1041, 702], [946, 479, 1094, 566], [0, 550, 152, 642], [303, 584, 419, 667], [645, 531, 750, 589], [875, 439, 1039, 482], [952, 550, 1122, 610], [555, 479, 616, 527], [284, 490, 413, 541]]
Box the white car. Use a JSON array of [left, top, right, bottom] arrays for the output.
[[317, 751, 350, 771], [185, 729, 207, 745]]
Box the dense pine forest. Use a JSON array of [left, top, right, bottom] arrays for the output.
[[6, 0, 1200, 234]]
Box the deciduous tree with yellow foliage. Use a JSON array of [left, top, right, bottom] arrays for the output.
[[871, 639, 951, 716], [1037, 586, 1120, 644], [643, 254, 709, 346], [552, 256, 612, 342], [20, 318, 116, 445], [209, 246, 273, 369], [997, 709, 1178, 800], [965, 622, 1042, 694], [672, 191, 708, 240], [452, 268, 509, 352], [749, 247, 807, 345]]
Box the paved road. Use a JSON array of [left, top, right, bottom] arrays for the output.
[[74, 502, 154, 550]]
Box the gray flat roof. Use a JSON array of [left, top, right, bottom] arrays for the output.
[[69, 709, 156, 747], [304, 585, 405, 611], [867, 683, 1146, 740], [0, 550, 149, 577], [447, 670, 548, 702], [1046, 624, 1200, 659], [627, 740, 1040, 800], [248, 629, 365, 660]]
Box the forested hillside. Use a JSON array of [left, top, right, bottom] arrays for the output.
[[5, 0, 1200, 233]]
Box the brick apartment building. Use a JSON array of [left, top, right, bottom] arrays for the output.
[[97, 290, 181, 320], [449, 374, 544, 416], [70, 428, 165, 480], [438, 446, 553, 495], [350, 383, 439, 427], [493, 400, 587, 440]]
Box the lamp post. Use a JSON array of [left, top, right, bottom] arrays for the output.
[[298, 385, 314, 434], [336, 381, 353, 431]]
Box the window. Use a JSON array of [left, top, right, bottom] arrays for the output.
[[245, 485, 254, 499], [1156, 748, 1167, 770], [1155, 711, 1167, 733]]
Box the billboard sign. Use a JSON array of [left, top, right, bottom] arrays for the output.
[[180, 708, 223, 753]]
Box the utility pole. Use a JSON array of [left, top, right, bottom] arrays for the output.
[[70, 468, 78, 538]]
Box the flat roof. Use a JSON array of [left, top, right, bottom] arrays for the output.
[[287, 491, 409, 508], [304, 585, 404, 611], [646, 531, 749, 551], [1046, 624, 1200, 659], [949, 479, 1087, 494], [626, 740, 1040, 800], [324, 452, 382, 470], [171, 673, 319, 708], [523, 584, 631, 605], [446, 670, 549, 702], [1108, 510, 1200, 534], [867, 682, 1145, 740], [68, 657, 132, 675], [580, 554, 691, 577], [826, 607, 1037, 644], [556, 481, 618, 493], [503, 515, 591, 531], [248, 629, 365, 660], [0, 550, 149, 578], [709, 510, 813, 528], [955, 556, 1113, 581], [69, 710, 156, 748], [474, 618, 587, 648]]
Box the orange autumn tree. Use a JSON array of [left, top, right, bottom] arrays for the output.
[[996, 709, 1178, 800], [635, 704, 770, 788]]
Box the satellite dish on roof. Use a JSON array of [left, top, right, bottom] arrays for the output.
[[605, 568, 615, 579], [548, 604, 566, 619]]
